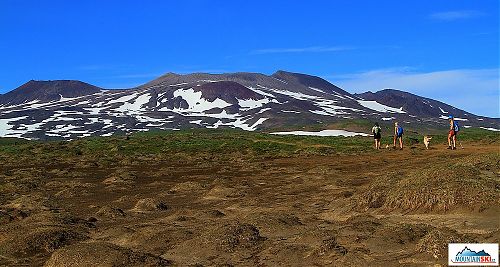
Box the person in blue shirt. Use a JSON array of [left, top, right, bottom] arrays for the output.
[[393, 122, 403, 150], [447, 115, 459, 150]]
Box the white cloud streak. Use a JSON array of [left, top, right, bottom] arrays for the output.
[[330, 68, 499, 118], [429, 10, 485, 21], [250, 46, 354, 55]]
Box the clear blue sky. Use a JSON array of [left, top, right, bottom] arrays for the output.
[[0, 0, 498, 117]]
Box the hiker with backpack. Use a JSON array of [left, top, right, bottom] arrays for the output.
[[448, 115, 459, 150], [393, 122, 404, 150], [372, 122, 382, 149]]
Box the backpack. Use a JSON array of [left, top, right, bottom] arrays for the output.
[[397, 126, 404, 135], [374, 126, 381, 135], [454, 121, 460, 132]]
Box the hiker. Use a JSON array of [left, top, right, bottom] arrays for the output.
[[393, 122, 403, 150], [447, 115, 459, 150], [372, 122, 382, 149]]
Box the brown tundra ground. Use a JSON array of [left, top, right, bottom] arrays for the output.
[[0, 130, 498, 266]]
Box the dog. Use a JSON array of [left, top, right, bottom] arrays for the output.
[[423, 136, 432, 149]]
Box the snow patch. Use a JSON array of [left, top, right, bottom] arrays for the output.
[[271, 130, 370, 137], [174, 88, 231, 112], [135, 115, 165, 123], [190, 120, 203, 125], [257, 108, 271, 114], [251, 85, 276, 98], [59, 94, 76, 102], [440, 115, 468, 121], [332, 92, 346, 99], [88, 118, 100, 123], [49, 124, 80, 133], [264, 87, 359, 116], [0, 116, 29, 137], [272, 77, 287, 84], [204, 117, 267, 131], [480, 127, 500, 132], [169, 82, 189, 87], [382, 117, 395, 121], [357, 100, 405, 113], [181, 109, 239, 119], [85, 107, 107, 115], [309, 110, 332, 116], [439, 107, 448, 114], [308, 87, 324, 93], [107, 93, 139, 105], [249, 118, 268, 130], [268, 88, 320, 101], [238, 98, 270, 111], [115, 93, 151, 113]]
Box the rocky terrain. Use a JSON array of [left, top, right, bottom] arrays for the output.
[[0, 130, 498, 266]]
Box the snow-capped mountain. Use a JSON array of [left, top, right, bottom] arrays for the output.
[[0, 71, 498, 139], [355, 89, 476, 120]]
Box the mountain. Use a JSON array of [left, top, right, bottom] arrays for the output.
[[0, 80, 102, 106], [355, 89, 472, 119], [272, 70, 351, 96], [0, 71, 498, 140]]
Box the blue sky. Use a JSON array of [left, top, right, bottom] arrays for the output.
[[0, 0, 498, 117]]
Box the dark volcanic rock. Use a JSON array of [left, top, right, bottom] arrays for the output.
[[0, 80, 102, 105], [272, 70, 351, 96], [355, 89, 472, 118], [195, 81, 264, 103]]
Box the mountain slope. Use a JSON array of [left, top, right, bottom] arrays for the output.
[[0, 80, 102, 106], [0, 71, 498, 140], [271, 70, 351, 96], [355, 89, 472, 119]]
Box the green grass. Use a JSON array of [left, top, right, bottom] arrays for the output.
[[0, 129, 372, 160], [0, 128, 497, 161], [401, 127, 500, 146]]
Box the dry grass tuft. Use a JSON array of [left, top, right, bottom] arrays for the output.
[[358, 153, 500, 212]]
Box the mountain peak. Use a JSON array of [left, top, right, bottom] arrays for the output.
[[355, 89, 473, 117], [272, 70, 294, 76], [272, 70, 350, 95], [0, 70, 498, 140], [0, 79, 102, 105], [196, 81, 264, 102]]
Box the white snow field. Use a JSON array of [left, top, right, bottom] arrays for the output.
[[173, 88, 231, 112], [357, 100, 405, 114], [0, 116, 29, 137], [271, 129, 370, 137]]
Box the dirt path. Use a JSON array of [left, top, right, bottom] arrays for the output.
[[0, 142, 498, 266]]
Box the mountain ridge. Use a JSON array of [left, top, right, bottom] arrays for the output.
[[0, 70, 498, 140], [354, 89, 474, 119], [0, 80, 103, 106]]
